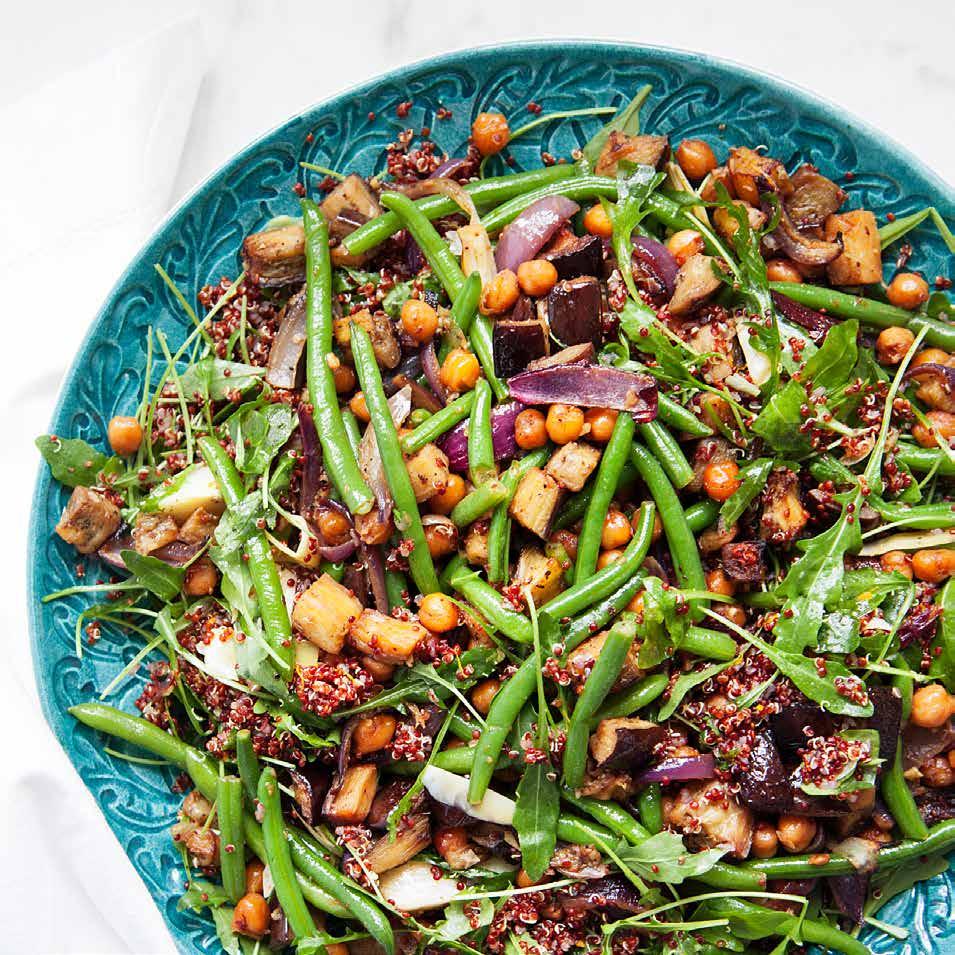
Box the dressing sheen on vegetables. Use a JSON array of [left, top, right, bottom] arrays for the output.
[[41, 85, 955, 955]]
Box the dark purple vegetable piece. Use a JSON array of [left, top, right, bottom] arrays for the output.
[[507, 365, 657, 418], [428, 797, 474, 829], [268, 906, 293, 951], [361, 543, 389, 613], [493, 320, 549, 379], [298, 407, 322, 518], [631, 236, 679, 297], [97, 529, 204, 570], [635, 754, 715, 784], [903, 718, 955, 770], [828, 873, 868, 925], [897, 602, 940, 647], [720, 541, 767, 583], [737, 731, 796, 813], [390, 374, 444, 415], [763, 878, 818, 911], [366, 779, 417, 830], [866, 685, 902, 769], [770, 291, 836, 345], [405, 235, 426, 273], [559, 876, 643, 916], [266, 288, 307, 390], [290, 765, 331, 825], [915, 788, 955, 826], [419, 342, 447, 406], [543, 232, 603, 280], [546, 276, 603, 348], [589, 718, 665, 770], [771, 701, 834, 755], [903, 362, 955, 397], [440, 401, 523, 473]]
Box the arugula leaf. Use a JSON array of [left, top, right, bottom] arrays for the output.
[[799, 320, 858, 391], [637, 576, 689, 668], [581, 84, 652, 169], [816, 609, 861, 655], [119, 550, 185, 601], [226, 402, 296, 476], [176, 357, 265, 401], [36, 435, 116, 487], [513, 761, 559, 881], [613, 831, 726, 884], [719, 458, 772, 527], [658, 661, 733, 721], [433, 899, 495, 941], [177, 879, 232, 913], [750, 380, 812, 457], [879, 205, 955, 253], [866, 855, 950, 918], [929, 579, 955, 691], [609, 165, 667, 302]]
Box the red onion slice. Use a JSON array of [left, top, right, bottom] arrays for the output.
[[420, 342, 447, 406], [635, 755, 716, 784], [631, 236, 679, 297], [440, 401, 524, 473], [494, 196, 580, 273], [771, 291, 835, 344], [507, 365, 658, 419], [298, 407, 322, 518]]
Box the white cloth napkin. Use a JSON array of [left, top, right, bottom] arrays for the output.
[[0, 15, 207, 955]]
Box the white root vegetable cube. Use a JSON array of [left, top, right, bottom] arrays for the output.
[[545, 442, 602, 492], [509, 467, 562, 538], [515, 547, 565, 605], [348, 609, 427, 663], [292, 573, 363, 653], [405, 443, 451, 503], [323, 765, 378, 825]]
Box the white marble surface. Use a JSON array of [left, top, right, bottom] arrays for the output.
[[0, 1, 952, 952]]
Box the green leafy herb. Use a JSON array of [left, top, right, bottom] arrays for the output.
[[797, 729, 881, 796], [513, 761, 560, 881], [719, 458, 772, 526], [226, 402, 297, 476], [637, 576, 689, 668], [750, 381, 812, 458], [581, 85, 652, 169], [658, 661, 733, 721], [433, 899, 495, 941], [609, 165, 667, 303], [36, 435, 116, 487], [119, 550, 185, 601], [929, 579, 955, 691], [798, 320, 858, 391], [612, 831, 727, 885], [176, 357, 265, 402]]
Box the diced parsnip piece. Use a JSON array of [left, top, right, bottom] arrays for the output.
[[509, 467, 563, 539], [292, 573, 363, 653], [241, 223, 306, 287], [132, 512, 179, 555], [334, 308, 401, 369], [178, 506, 220, 544], [567, 630, 644, 690], [348, 609, 427, 663], [823, 210, 882, 285], [595, 131, 670, 176], [514, 547, 565, 605], [668, 254, 723, 316], [55, 486, 121, 554], [323, 766, 378, 825], [405, 444, 451, 503], [464, 521, 490, 566], [321, 174, 382, 268], [727, 146, 791, 205], [545, 441, 602, 492], [364, 814, 431, 873]]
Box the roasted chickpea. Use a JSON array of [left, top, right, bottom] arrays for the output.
[[401, 298, 439, 343], [471, 111, 510, 156], [699, 392, 733, 430], [705, 567, 736, 597], [517, 259, 558, 297], [183, 557, 220, 597], [666, 229, 705, 266], [879, 550, 913, 579], [514, 409, 548, 450], [583, 203, 613, 238], [424, 520, 458, 559], [584, 408, 618, 443], [913, 410, 955, 448], [244, 860, 265, 895], [910, 684, 954, 729], [597, 549, 624, 570], [546, 403, 584, 444], [353, 713, 398, 755], [642, 511, 663, 544], [912, 348, 950, 368], [627, 590, 645, 616], [921, 754, 955, 788], [876, 326, 916, 365], [107, 415, 143, 456], [349, 391, 370, 422], [601, 510, 633, 550], [751, 822, 779, 859], [702, 459, 741, 501], [912, 548, 955, 583], [362, 656, 396, 683], [430, 474, 468, 515], [776, 815, 817, 853], [419, 593, 460, 633], [675, 139, 718, 181], [480, 269, 519, 316], [440, 348, 481, 392], [471, 678, 501, 716], [765, 259, 803, 284], [716, 604, 746, 628], [232, 893, 270, 938], [332, 362, 356, 394], [887, 272, 930, 310], [318, 508, 352, 545]]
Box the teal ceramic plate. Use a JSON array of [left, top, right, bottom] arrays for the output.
[[27, 41, 954, 954]]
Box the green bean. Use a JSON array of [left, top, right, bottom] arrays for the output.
[[302, 201, 374, 516], [450, 271, 482, 335], [770, 282, 955, 351], [637, 783, 664, 834], [631, 443, 706, 617], [351, 325, 439, 594], [401, 392, 475, 455], [882, 668, 929, 840], [559, 572, 647, 653], [217, 775, 246, 902], [321, 560, 346, 583], [681, 625, 739, 661], [487, 449, 550, 583], [344, 166, 577, 255], [685, 499, 720, 533], [380, 192, 465, 301], [446, 557, 533, 644], [198, 437, 294, 676], [409, 408, 431, 427], [638, 419, 694, 489], [594, 673, 669, 722], [471, 314, 507, 401], [390, 744, 494, 776], [541, 502, 656, 622], [468, 378, 496, 485], [561, 787, 650, 844], [385, 568, 408, 610], [450, 479, 508, 527], [235, 728, 260, 802], [564, 615, 638, 788], [575, 411, 636, 584], [482, 176, 619, 234], [657, 393, 712, 437], [341, 407, 363, 453], [553, 463, 637, 531], [555, 813, 618, 850], [895, 443, 955, 476], [258, 768, 317, 939]]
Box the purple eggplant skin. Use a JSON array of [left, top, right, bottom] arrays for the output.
[[428, 795, 474, 829], [828, 873, 868, 925], [737, 730, 796, 813], [720, 541, 767, 583], [770, 701, 835, 755], [589, 718, 665, 771], [547, 276, 603, 348], [289, 765, 331, 825], [366, 779, 415, 831], [543, 233, 603, 280], [763, 878, 818, 912], [866, 685, 902, 769], [493, 320, 549, 379], [559, 876, 644, 916], [268, 905, 293, 950]]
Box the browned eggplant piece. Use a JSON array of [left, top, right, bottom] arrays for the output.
[[578, 766, 637, 801], [365, 815, 431, 873], [493, 318, 549, 379], [265, 287, 307, 390], [762, 195, 842, 267], [543, 231, 603, 279], [823, 210, 882, 285], [866, 685, 902, 769], [668, 254, 722, 316], [132, 512, 179, 555], [589, 718, 665, 770], [55, 486, 122, 554], [546, 276, 602, 347], [321, 174, 383, 267], [514, 547, 565, 605], [268, 906, 292, 951], [335, 308, 401, 370], [367, 780, 418, 830], [178, 506, 220, 544], [323, 765, 378, 825], [241, 223, 306, 287], [736, 731, 796, 813], [526, 342, 595, 371], [915, 788, 955, 826], [759, 468, 809, 545], [290, 765, 332, 825], [828, 873, 868, 925], [720, 541, 767, 583], [727, 147, 792, 204], [509, 467, 563, 538], [786, 165, 847, 229], [433, 826, 485, 869], [595, 131, 670, 176], [770, 701, 835, 755], [545, 441, 602, 492], [665, 780, 754, 858], [559, 876, 645, 917]]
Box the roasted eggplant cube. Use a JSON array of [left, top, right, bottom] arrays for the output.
[[595, 131, 670, 176], [720, 541, 767, 583], [241, 223, 306, 287], [509, 467, 563, 539], [545, 441, 602, 492], [736, 730, 796, 813], [321, 174, 382, 267], [668, 254, 722, 316], [348, 609, 427, 662], [546, 277, 602, 347], [543, 232, 603, 279], [786, 165, 847, 229], [493, 319, 549, 379], [589, 718, 665, 770], [823, 210, 882, 285], [365, 814, 431, 873], [323, 765, 378, 825], [55, 486, 122, 554], [515, 547, 566, 605], [292, 573, 364, 653], [405, 443, 451, 503], [334, 308, 401, 370]]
